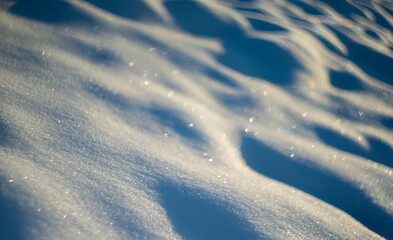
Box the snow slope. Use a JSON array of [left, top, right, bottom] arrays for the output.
[[0, 0, 393, 239]]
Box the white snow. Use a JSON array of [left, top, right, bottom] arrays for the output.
[[0, 0, 392, 239]]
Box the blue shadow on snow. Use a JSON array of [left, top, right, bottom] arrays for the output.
[[381, 117, 393, 129], [0, 116, 14, 148], [148, 107, 204, 143], [86, 83, 136, 112], [248, 18, 288, 32], [67, 38, 122, 67], [8, 0, 92, 24], [329, 70, 364, 91], [241, 135, 393, 239], [314, 125, 393, 169], [130, 31, 240, 88], [0, 113, 28, 150], [87, 83, 204, 143], [165, 0, 302, 86], [0, 180, 29, 240], [158, 182, 260, 240], [290, 0, 323, 15], [329, 28, 393, 86]]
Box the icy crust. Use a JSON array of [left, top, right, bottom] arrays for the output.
[[0, 0, 392, 239]]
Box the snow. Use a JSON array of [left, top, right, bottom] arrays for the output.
[[0, 0, 392, 239]]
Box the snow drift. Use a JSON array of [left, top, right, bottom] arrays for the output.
[[1, 0, 393, 239]]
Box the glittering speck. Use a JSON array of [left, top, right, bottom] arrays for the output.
[[244, 128, 249, 133], [128, 61, 134, 67], [290, 153, 295, 158], [312, 17, 320, 24], [168, 90, 173, 97], [249, 117, 255, 123], [302, 112, 308, 117], [208, 158, 213, 162], [8, 179, 14, 183], [345, 19, 353, 28], [255, 13, 264, 20], [188, 123, 194, 128]]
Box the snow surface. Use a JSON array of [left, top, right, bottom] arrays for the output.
[[0, 0, 393, 239]]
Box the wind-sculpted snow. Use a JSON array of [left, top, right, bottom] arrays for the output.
[[1, 0, 393, 239]]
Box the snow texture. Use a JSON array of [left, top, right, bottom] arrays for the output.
[[0, 0, 393, 239]]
